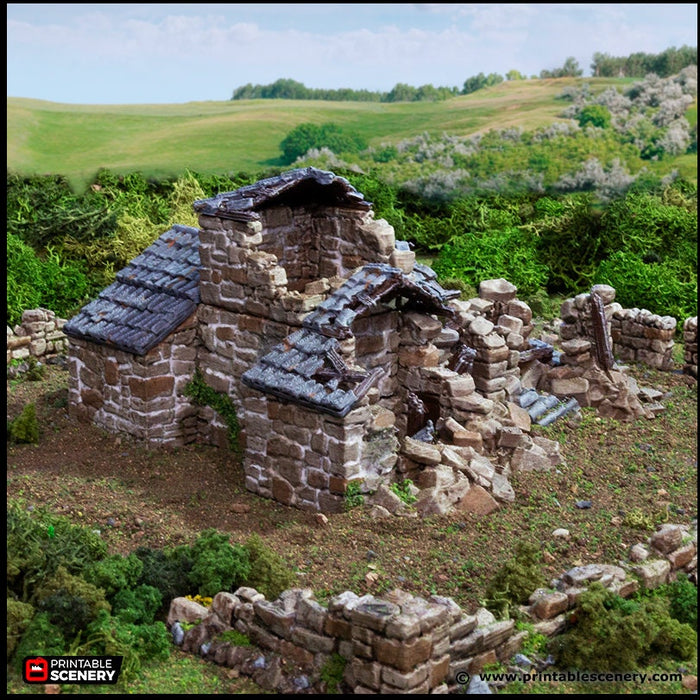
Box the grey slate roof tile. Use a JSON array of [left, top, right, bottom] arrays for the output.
[[243, 262, 460, 416], [64, 224, 200, 355], [193, 167, 372, 221]]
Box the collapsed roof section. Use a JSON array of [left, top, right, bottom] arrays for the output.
[[241, 262, 460, 416], [63, 225, 201, 355]]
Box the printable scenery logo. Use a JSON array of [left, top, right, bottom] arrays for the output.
[[23, 656, 122, 685]]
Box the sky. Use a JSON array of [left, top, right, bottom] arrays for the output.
[[6, 3, 698, 105]]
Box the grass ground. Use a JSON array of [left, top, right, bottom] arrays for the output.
[[7, 77, 666, 191]]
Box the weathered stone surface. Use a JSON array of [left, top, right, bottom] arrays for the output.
[[167, 597, 211, 628], [374, 635, 432, 672], [457, 486, 499, 515], [529, 590, 569, 620], [479, 278, 517, 303], [649, 524, 683, 554], [632, 559, 671, 589], [402, 437, 442, 465]]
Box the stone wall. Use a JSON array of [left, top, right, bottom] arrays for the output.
[[67, 315, 200, 444], [611, 308, 677, 370], [168, 522, 696, 694], [684, 317, 698, 378], [7, 308, 68, 363]]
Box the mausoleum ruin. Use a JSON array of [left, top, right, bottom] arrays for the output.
[[62, 167, 684, 516]]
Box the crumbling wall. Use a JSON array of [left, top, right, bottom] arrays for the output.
[[67, 315, 199, 444], [168, 522, 696, 694], [7, 308, 68, 363], [611, 308, 677, 370]]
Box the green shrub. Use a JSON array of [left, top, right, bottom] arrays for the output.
[[344, 481, 365, 511], [594, 251, 697, 322], [433, 227, 548, 298], [78, 610, 171, 682], [215, 629, 252, 646], [7, 500, 108, 602], [134, 544, 194, 604], [243, 534, 296, 600], [551, 582, 697, 671], [188, 529, 251, 597], [7, 598, 35, 660], [483, 541, 547, 618], [666, 576, 698, 628], [578, 104, 612, 129], [34, 566, 111, 639], [280, 122, 368, 164], [112, 584, 163, 625], [13, 612, 66, 673], [9, 402, 40, 444], [83, 553, 144, 600]]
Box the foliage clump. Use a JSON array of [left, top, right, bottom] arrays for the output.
[[9, 402, 40, 444], [483, 541, 547, 618], [83, 553, 144, 599], [35, 565, 111, 639], [390, 479, 418, 506], [13, 612, 67, 672], [7, 598, 35, 660], [112, 585, 163, 625], [134, 544, 194, 605], [188, 528, 251, 598], [550, 582, 697, 671], [243, 534, 296, 599]]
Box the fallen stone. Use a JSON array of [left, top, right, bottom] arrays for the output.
[[632, 559, 671, 589], [649, 523, 683, 554], [402, 437, 442, 465], [457, 486, 499, 515]]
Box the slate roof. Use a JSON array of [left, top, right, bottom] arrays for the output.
[[241, 262, 460, 416], [63, 225, 200, 356], [193, 167, 371, 222]]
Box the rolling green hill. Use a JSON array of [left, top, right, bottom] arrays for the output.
[[8, 77, 661, 191]]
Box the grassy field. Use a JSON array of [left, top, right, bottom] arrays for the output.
[[7, 77, 645, 191]]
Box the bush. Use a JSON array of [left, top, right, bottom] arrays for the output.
[[483, 541, 547, 618], [7, 598, 35, 660], [9, 402, 40, 444], [13, 612, 66, 673], [134, 545, 194, 605], [83, 553, 144, 600], [79, 610, 171, 682], [433, 227, 548, 298], [7, 500, 108, 602], [280, 122, 367, 164], [243, 534, 296, 599], [551, 582, 697, 671], [34, 566, 111, 639], [188, 529, 251, 597], [594, 251, 697, 322], [112, 585, 163, 625]]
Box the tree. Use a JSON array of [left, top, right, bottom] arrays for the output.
[[279, 123, 367, 163], [540, 57, 583, 79], [506, 69, 526, 81]]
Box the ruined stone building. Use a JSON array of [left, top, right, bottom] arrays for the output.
[[64, 167, 661, 515]]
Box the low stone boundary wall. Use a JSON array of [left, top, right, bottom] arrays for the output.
[[611, 308, 677, 370], [684, 317, 698, 378], [7, 308, 68, 364], [168, 522, 696, 694]]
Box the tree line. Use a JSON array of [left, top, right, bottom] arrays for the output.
[[231, 47, 696, 102]]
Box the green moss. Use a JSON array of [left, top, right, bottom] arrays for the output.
[[188, 529, 251, 597], [184, 369, 241, 454], [320, 653, 347, 694], [215, 629, 252, 646], [344, 481, 364, 511]]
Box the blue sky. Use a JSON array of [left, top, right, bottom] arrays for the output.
[[7, 3, 698, 104]]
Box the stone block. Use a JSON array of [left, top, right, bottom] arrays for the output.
[[456, 486, 499, 515]]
